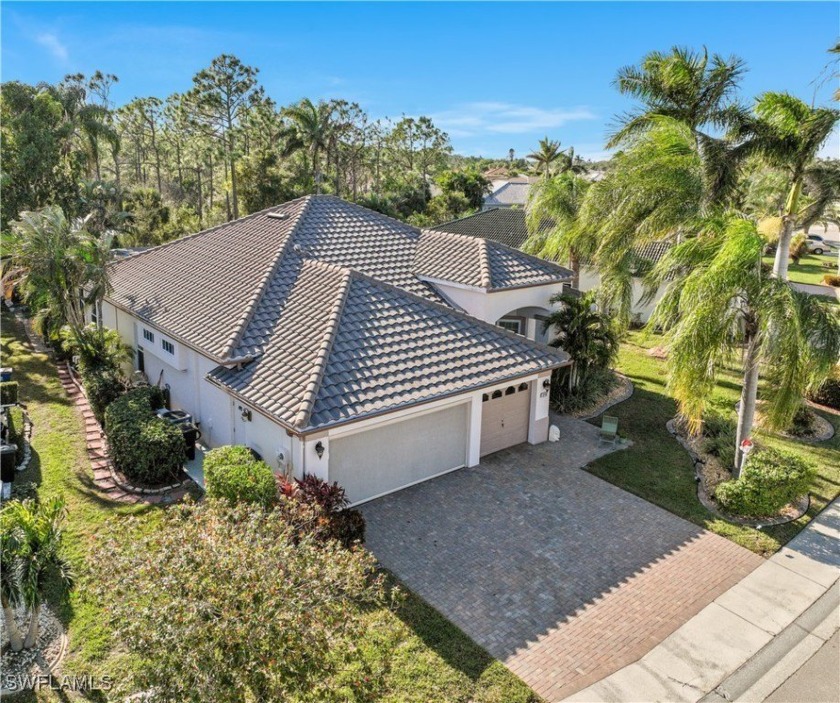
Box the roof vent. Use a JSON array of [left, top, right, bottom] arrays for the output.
[[267, 212, 289, 221]]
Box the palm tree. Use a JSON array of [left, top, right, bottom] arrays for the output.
[[4, 498, 73, 649], [646, 216, 840, 475], [281, 99, 335, 194], [2, 206, 113, 341], [524, 172, 591, 286], [526, 138, 564, 178], [730, 93, 839, 280], [0, 510, 25, 652], [609, 46, 745, 148], [542, 291, 620, 392]]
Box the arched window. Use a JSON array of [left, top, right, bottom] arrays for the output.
[[482, 393, 489, 402], [505, 386, 516, 395], [491, 389, 503, 399], [518, 383, 529, 392]]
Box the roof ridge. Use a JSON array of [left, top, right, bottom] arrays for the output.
[[477, 238, 492, 289], [293, 264, 354, 429], [310, 193, 422, 238], [107, 196, 312, 271], [338, 265, 569, 354], [483, 236, 573, 277], [438, 208, 504, 228], [217, 197, 314, 359]]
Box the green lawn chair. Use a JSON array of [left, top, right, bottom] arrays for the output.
[[599, 415, 619, 445]]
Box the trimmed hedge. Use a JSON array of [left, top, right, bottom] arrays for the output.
[[204, 446, 277, 508], [105, 387, 184, 485], [0, 381, 19, 406], [716, 446, 815, 518], [6, 406, 25, 462], [83, 371, 125, 425]]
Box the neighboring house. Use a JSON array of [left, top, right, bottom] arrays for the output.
[[100, 195, 573, 505], [437, 208, 671, 323], [482, 180, 532, 211]]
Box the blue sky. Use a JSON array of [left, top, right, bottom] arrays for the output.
[[2, 2, 838, 160]]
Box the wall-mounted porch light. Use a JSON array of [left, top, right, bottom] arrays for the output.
[[315, 441, 325, 459]]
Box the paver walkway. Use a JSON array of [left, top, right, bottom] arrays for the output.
[[568, 498, 840, 703], [56, 363, 190, 505], [362, 415, 763, 702]]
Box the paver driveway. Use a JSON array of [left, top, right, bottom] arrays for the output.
[[361, 416, 763, 702]]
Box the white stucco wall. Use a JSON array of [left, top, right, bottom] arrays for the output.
[[429, 280, 567, 325], [577, 268, 665, 323]]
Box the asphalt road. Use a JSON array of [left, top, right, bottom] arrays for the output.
[[765, 630, 840, 703]]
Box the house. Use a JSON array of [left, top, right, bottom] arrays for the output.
[[437, 207, 671, 323], [99, 195, 573, 504]]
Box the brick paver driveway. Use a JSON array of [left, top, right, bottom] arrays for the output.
[[361, 416, 763, 702]]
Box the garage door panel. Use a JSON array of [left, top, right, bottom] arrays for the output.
[[331, 403, 468, 504], [480, 385, 531, 456]]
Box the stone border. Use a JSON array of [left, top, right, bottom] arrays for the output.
[[574, 372, 635, 420], [666, 418, 809, 527], [13, 410, 34, 473], [58, 362, 193, 504]]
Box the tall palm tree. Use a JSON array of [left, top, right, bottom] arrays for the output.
[[281, 98, 335, 194], [646, 216, 840, 475], [609, 46, 746, 148], [526, 137, 564, 178], [730, 93, 839, 280], [2, 206, 113, 340], [542, 291, 620, 392], [4, 498, 73, 648], [524, 172, 591, 286]]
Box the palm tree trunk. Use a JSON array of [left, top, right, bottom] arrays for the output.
[[23, 603, 39, 649], [570, 250, 581, 289], [772, 179, 803, 280], [734, 332, 760, 477], [2, 594, 24, 652]]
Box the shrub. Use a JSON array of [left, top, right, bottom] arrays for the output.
[[5, 406, 25, 462], [0, 381, 19, 406], [809, 368, 840, 410], [204, 446, 277, 508], [83, 371, 125, 425], [92, 499, 385, 702], [822, 274, 840, 287], [788, 405, 816, 437], [105, 387, 184, 485], [715, 446, 815, 518], [278, 474, 365, 547], [700, 411, 737, 468], [550, 366, 617, 414]]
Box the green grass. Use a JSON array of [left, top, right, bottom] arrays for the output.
[[762, 253, 837, 286], [586, 332, 840, 557], [1, 310, 537, 703]]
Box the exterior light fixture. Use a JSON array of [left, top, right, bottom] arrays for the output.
[[542, 379, 551, 390], [315, 441, 325, 459]]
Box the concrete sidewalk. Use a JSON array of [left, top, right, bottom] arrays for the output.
[[564, 499, 840, 703]]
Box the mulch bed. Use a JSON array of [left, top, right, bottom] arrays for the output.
[[0, 605, 66, 695], [666, 418, 809, 528], [572, 372, 634, 420]]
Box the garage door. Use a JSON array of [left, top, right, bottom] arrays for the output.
[[480, 383, 531, 456], [330, 403, 469, 505]]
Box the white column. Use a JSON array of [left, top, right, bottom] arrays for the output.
[[467, 393, 483, 466]]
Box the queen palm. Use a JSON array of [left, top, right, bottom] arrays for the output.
[[526, 137, 564, 178], [609, 46, 745, 148], [731, 93, 840, 280], [281, 98, 335, 194], [2, 206, 113, 340], [4, 498, 73, 648], [524, 172, 591, 287], [645, 216, 840, 476]]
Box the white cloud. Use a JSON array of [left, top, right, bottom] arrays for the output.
[[36, 32, 68, 62], [431, 101, 597, 137]]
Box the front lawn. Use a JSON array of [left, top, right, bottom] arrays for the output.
[[586, 332, 840, 557], [762, 253, 837, 286], [1, 310, 537, 703]]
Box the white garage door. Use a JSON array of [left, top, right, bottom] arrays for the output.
[[330, 403, 469, 505], [480, 383, 531, 457]]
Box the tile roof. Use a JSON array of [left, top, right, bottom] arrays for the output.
[[484, 181, 531, 207], [436, 207, 544, 249], [415, 228, 571, 290], [211, 263, 568, 432], [107, 194, 571, 431]]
